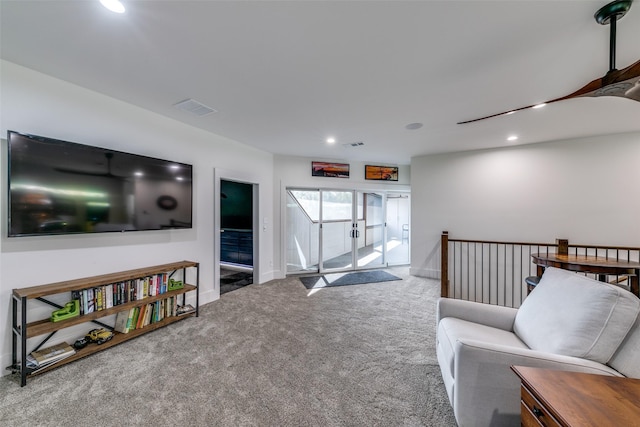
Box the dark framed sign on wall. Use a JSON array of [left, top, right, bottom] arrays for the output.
[[311, 161, 350, 178], [365, 165, 398, 181]]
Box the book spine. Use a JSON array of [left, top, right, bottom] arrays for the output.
[[125, 308, 136, 332], [130, 307, 140, 331], [136, 305, 146, 329], [129, 280, 138, 301], [144, 303, 153, 326], [95, 287, 103, 311], [82, 289, 88, 314], [105, 285, 113, 309], [86, 288, 95, 314], [114, 310, 129, 333]]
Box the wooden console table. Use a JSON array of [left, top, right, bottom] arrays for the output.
[[531, 253, 640, 297], [512, 366, 640, 427]]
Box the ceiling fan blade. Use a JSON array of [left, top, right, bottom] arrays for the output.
[[457, 58, 640, 125], [54, 167, 113, 177], [54, 152, 122, 177]]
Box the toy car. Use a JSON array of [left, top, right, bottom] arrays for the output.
[[73, 337, 89, 349], [85, 328, 114, 345]]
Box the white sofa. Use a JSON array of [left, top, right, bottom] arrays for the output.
[[436, 266, 640, 427]]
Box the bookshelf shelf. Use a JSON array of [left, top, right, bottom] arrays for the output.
[[10, 261, 199, 386]]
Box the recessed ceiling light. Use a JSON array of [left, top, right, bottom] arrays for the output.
[[405, 122, 423, 130], [326, 137, 336, 144], [507, 135, 518, 141], [134, 171, 144, 177], [100, 0, 125, 13], [532, 103, 547, 109]]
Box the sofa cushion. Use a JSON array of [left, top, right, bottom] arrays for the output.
[[608, 314, 640, 378], [513, 267, 640, 363], [438, 317, 529, 379]]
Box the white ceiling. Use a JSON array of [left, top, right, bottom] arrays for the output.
[[2, 0, 640, 165]]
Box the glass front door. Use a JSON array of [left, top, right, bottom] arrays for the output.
[[286, 188, 410, 275], [356, 192, 385, 269], [385, 193, 410, 265], [320, 190, 354, 272]]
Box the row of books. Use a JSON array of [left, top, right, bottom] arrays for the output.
[[27, 342, 76, 372], [114, 298, 195, 333], [71, 273, 171, 315]]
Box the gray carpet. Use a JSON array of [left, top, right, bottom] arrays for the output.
[[0, 266, 456, 427], [299, 270, 402, 289]]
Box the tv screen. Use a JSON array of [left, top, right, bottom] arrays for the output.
[[7, 131, 193, 237]]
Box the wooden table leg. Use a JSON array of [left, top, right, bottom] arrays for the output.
[[631, 272, 639, 297]]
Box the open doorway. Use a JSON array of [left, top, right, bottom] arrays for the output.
[[220, 179, 255, 294]]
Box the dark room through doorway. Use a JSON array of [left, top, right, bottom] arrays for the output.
[[220, 179, 254, 294]]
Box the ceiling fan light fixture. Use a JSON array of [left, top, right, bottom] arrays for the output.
[[625, 80, 640, 101], [100, 0, 125, 13]]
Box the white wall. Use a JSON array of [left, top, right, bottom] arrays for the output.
[[410, 132, 640, 278], [273, 155, 410, 275], [0, 60, 274, 373]]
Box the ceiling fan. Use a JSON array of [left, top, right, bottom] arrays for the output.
[[458, 0, 640, 125]]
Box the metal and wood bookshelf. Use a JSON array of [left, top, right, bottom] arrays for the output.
[[9, 260, 199, 386]]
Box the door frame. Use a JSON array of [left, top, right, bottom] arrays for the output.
[[285, 186, 410, 275], [214, 168, 259, 295]]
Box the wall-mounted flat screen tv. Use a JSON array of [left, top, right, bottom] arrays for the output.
[[7, 131, 193, 237]]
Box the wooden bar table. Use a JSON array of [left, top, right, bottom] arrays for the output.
[[531, 253, 640, 297]]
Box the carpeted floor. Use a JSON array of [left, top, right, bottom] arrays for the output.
[[0, 266, 456, 427]]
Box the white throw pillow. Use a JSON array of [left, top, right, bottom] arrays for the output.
[[513, 267, 640, 363]]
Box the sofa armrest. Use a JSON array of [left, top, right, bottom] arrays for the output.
[[437, 298, 518, 332], [451, 338, 621, 427]]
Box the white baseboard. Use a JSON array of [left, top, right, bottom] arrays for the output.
[[259, 269, 280, 283], [409, 267, 441, 280]]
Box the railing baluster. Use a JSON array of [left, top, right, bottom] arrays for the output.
[[441, 232, 640, 307]]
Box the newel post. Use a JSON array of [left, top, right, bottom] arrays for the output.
[[441, 231, 449, 298], [557, 238, 569, 255]]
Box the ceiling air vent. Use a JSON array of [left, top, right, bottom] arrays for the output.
[[342, 141, 365, 148], [173, 98, 218, 117]]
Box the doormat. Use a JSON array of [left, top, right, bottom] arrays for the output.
[[299, 270, 402, 289]]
